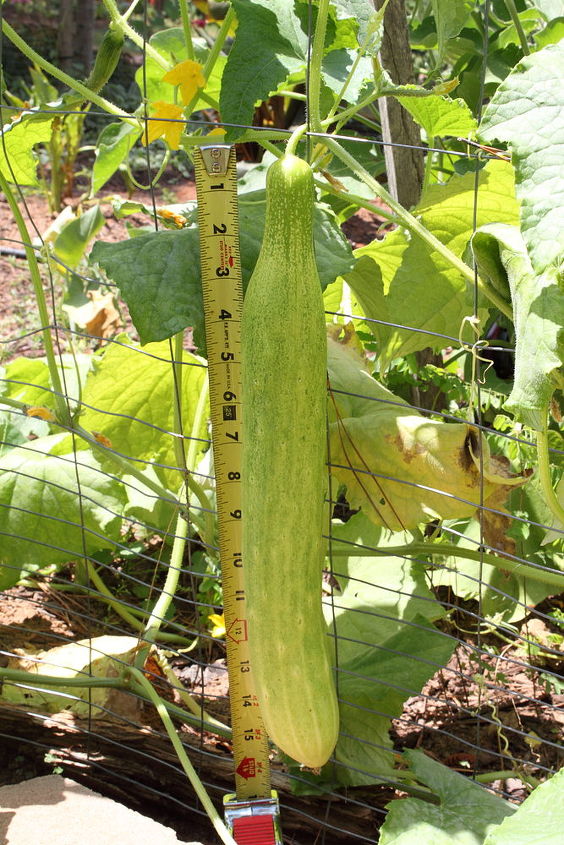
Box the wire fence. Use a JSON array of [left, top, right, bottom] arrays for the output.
[[0, 2, 563, 844]]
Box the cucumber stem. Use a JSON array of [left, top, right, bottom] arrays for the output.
[[1, 20, 129, 120], [329, 540, 564, 591], [127, 667, 237, 845], [0, 173, 70, 426], [536, 422, 564, 531]]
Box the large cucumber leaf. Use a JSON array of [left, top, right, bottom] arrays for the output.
[[327, 337, 519, 530], [0, 435, 126, 590], [344, 161, 519, 366], [394, 94, 478, 139], [484, 767, 564, 845], [379, 749, 515, 845], [219, 0, 377, 142], [479, 41, 564, 274], [90, 195, 353, 350], [471, 223, 564, 429], [79, 339, 209, 493]]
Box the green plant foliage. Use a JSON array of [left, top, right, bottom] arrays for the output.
[[483, 767, 564, 845], [432, 0, 475, 58], [344, 161, 519, 365], [0, 435, 127, 589], [78, 339, 209, 492], [379, 749, 515, 844], [479, 41, 564, 274], [327, 338, 516, 530], [394, 94, 478, 139], [471, 223, 564, 430], [0, 111, 54, 184], [91, 194, 353, 350], [91, 122, 141, 194]]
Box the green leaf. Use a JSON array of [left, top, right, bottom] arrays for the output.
[[0, 111, 54, 185], [91, 228, 203, 347], [92, 122, 141, 195], [432, 0, 474, 58], [220, 0, 332, 142], [91, 195, 354, 349], [379, 749, 515, 845], [330, 0, 380, 47], [534, 17, 564, 49], [0, 436, 126, 590], [79, 339, 209, 492], [471, 223, 564, 429], [479, 42, 564, 273], [0, 408, 49, 457], [344, 161, 519, 364], [484, 768, 564, 845], [327, 337, 513, 530], [431, 509, 561, 625], [395, 95, 478, 139], [3, 354, 94, 411], [53, 205, 106, 269]]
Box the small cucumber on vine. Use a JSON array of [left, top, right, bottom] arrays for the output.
[[241, 154, 339, 769], [84, 24, 125, 94]]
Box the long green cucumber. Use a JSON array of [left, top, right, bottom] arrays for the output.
[[241, 154, 339, 769]]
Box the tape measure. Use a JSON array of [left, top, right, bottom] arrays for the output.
[[194, 147, 280, 841]]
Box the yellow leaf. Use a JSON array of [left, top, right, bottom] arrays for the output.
[[163, 59, 205, 106], [208, 613, 225, 638], [207, 126, 226, 138], [144, 101, 184, 150]]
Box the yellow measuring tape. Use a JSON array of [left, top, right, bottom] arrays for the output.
[[194, 147, 281, 841]]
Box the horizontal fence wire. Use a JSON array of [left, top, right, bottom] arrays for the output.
[[1, 4, 563, 844]]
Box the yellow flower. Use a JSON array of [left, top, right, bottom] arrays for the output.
[[208, 613, 226, 638], [26, 406, 55, 422], [144, 101, 184, 150], [163, 59, 205, 106]]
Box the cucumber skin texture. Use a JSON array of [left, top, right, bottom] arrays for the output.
[[85, 26, 125, 94], [241, 155, 339, 769]]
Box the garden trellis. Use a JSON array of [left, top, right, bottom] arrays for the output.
[[0, 1, 563, 844]]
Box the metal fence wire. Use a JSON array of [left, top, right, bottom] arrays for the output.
[[0, 2, 563, 844]]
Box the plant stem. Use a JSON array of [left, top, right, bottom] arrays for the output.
[[101, 0, 170, 69], [504, 0, 530, 55], [122, 0, 143, 23], [308, 0, 331, 133], [536, 422, 564, 530], [1, 21, 129, 119], [138, 507, 191, 657], [323, 136, 514, 320], [0, 174, 70, 425], [329, 540, 564, 591], [179, 0, 195, 60], [127, 667, 237, 845], [286, 123, 308, 156], [0, 667, 230, 737]]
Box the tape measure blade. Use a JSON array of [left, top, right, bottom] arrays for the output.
[[194, 146, 271, 800]]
